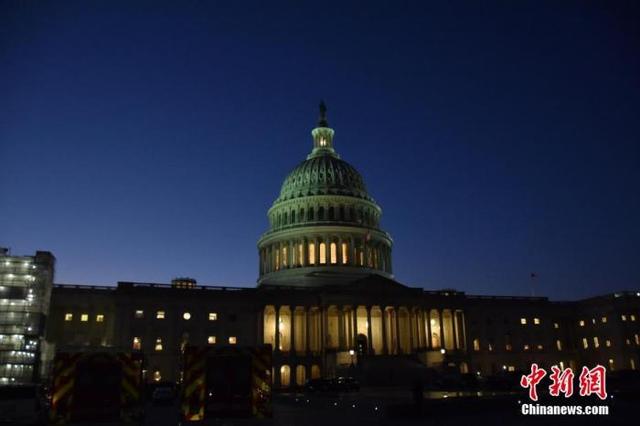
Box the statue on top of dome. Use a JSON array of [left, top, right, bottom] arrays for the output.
[[318, 100, 329, 127]]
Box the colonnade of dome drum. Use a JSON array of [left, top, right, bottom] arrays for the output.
[[259, 233, 392, 275]]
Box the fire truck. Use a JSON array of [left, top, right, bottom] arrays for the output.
[[180, 344, 272, 422], [48, 351, 144, 424]]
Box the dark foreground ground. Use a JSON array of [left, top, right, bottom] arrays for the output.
[[141, 388, 636, 426]]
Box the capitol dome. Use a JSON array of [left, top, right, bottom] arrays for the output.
[[257, 102, 393, 287], [277, 155, 373, 203]]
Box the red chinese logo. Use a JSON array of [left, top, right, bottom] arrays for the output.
[[520, 364, 607, 400], [520, 363, 547, 401], [578, 365, 607, 400], [548, 365, 574, 397]]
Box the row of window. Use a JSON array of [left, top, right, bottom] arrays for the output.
[[270, 205, 379, 229], [577, 314, 638, 327], [519, 318, 542, 325], [132, 335, 237, 351], [134, 310, 218, 321], [64, 313, 104, 322], [472, 338, 555, 352]]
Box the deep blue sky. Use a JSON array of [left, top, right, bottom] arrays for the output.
[[1, 1, 638, 300]]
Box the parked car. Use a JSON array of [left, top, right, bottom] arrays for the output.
[[152, 386, 175, 405]]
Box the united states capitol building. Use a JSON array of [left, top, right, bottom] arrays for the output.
[[3, 105, 639, 387]]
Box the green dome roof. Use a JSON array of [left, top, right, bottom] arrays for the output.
[[277, 154, 373, 202]]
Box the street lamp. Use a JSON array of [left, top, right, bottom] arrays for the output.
[[440, 348, 446, 354], [349, 349, 355, 366]]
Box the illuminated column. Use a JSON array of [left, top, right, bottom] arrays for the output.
[[275, 306, 281, 352], [438, 310, 445, 349], [453, 311, 460, 350], [352, 306, 358, 345], [460, 311, 467, 351], [349, 236, 356, 266], [366, 306, 373, 355], [305, 307, 311, 353], [291, 306, 296, 353], [425, 309, 431, 349], [338, 307, 346, 350], [381, 308, 388, 355], [395, 307, 401, 354]]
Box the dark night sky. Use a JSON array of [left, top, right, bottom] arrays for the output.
[[1, 1, 638, 300]]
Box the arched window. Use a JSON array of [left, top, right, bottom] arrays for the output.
[[319, 242, 326, 264], [328, 206, 335, 220], [349, 207, 355, 222], [300, 208, 305, 222], [308, 207, 314, 221], [341, 242, 348, 264], [330, 242, 337, 264], [280, 365, 291, 388], [339, 205, 345, 221], [311, 364, 321, 379], [283, 212, 288, 225], [318, 207, 325, 220], [295, 365, 306, 386], [308, 242, 316, 265], [291, 210, 296, 224]]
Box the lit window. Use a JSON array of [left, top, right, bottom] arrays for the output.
[[155, 338, 163, 351], [208, 336, 216, 345], [183, 312, 191, 320], [553, 322, 559, 329], [135, 310, 144, 318], [488, 343, 493, 352], [631, 315, 637, 322], [208, 313, 217, 321], [308, 243, 316, 265], [319, 137, 327, 147], [593, 336, 600, 348], [537, 344, 543, 350], [520, 318, 527, 325], [635, 334, 639, 345], [508, 366, 515, 372], [605, 339, 611, 347], [608, 359, 614, 371], [156, 311, 165, 319], [319, 243, 326, 264], [533, 318, 540, 325], [579, 320, 585, 327], [523, 344, 530, 351], [281, 246, 287, 267], [341, 242, 348, 264], [330, 243, 337, 264], [132, 337, 141, 351], [505, 343, 512, 351], [601, 316, 607, 323], [473, 338, 480, 351], [556, 339, 562, 351], [64, 313, 73, 321], [621, 314, 627, 321], [80, 314, 89, 322], [96, 314, 104, 322], [228, 336, 237, 345], [582, 338, 588, 349], [153, 370, 161, 382]]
